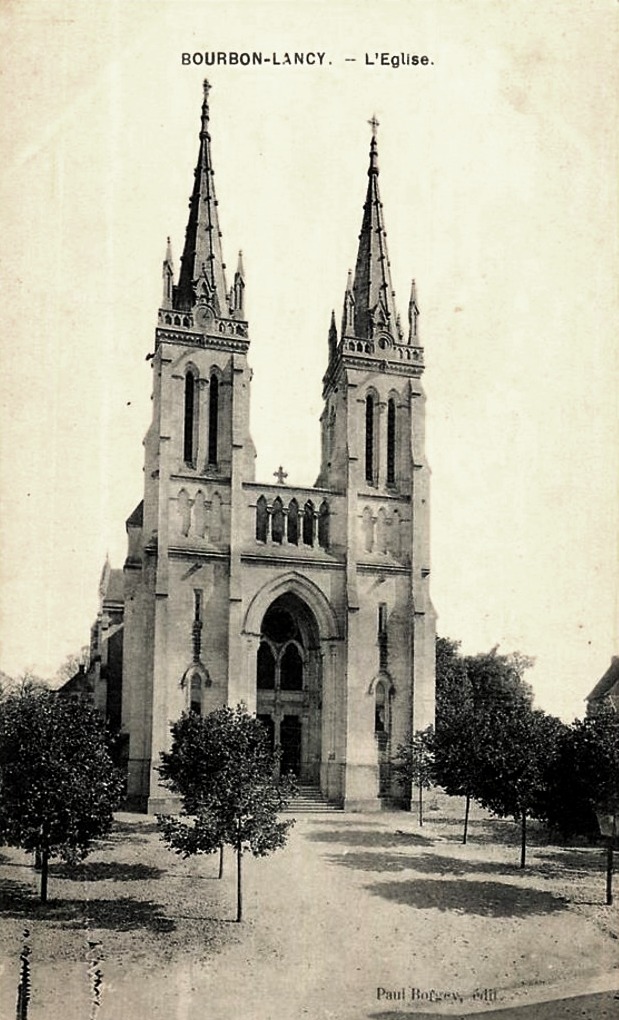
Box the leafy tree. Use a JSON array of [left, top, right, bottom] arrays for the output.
[[0, 686, 124, 901], [433, 638, 479, 841], [473, 704, 566, 867], [570, 706, 619, 816], [570, 706, 619, 904], [158, 706, 296, 921], [433, 639, 536, 844], [393, 726, 435, 825]]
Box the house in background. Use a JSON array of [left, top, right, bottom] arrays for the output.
[[585, 657, 619, 715]]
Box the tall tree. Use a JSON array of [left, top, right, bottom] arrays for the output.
[[570, 706, 619, 904], [433, 638, 479, 841], [0, 687, 124, 902], [158, 706, 296, 921], [433, 639, 536, 844], [473, 705, 565, 867]]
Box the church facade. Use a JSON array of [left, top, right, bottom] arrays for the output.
[[107, 83, 435, 812]]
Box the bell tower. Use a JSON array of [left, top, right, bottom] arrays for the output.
[[124, 81, 256, 809], [316, 117, 435, 807]]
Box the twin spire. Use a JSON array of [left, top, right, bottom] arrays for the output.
[[162, 84, 418, 348], [334, 115, 420, 355], [163, 81, 244, 320]]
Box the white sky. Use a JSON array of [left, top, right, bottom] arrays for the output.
[[0, 0, 617, 720]]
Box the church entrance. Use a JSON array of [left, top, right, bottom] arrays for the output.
[[255, 593, 322, 783]]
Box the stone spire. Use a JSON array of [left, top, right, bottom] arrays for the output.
[[174, 80, 229, 314], [328, 309, 338, 361], [408, 278, 420, 343], [230, 250, 245, 318], [346, 117, 399, 341], [161, 236, 174, 309]]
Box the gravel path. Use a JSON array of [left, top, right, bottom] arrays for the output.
[[0, 804, 617, 1019]]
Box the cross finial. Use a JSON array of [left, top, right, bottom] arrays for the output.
[[273, 465, 288, 485], [368, 114, 379, 138], [203, 79, 211, 100]]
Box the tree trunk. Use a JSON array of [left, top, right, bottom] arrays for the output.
[[418, 783, 423, 827], [463, 792, 471, 845], [34, 849, 42, 872], [606, 840, 614, 906], [218, 843, 224, 880], [236, 838, 243, 923], [520, 812, 527, 870], [40, 848, 49, 904]]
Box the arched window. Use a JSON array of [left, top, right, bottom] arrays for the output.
[[256, 495, 268, 542], [271, 497, 284, 544], [208, 373, 219, 466], [257, 643, 276, 690], [362, 506, 374, 552], [280, 643, 303, 691], [387, 398, 396, 486], [190, 673, 202, 715], [375, 681, 386, 733], [184, 371, 196, 464], [318, 500, 329, 550], [365, 393, 375, 484], [287, 498, 299, 545], [376, 507, 387, 554], [302, 501, 315, 546]]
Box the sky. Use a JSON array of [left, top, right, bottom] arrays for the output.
[[0, 0, 617, 720]]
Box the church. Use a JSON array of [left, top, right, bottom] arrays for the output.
[[92, 82, 436, 813]]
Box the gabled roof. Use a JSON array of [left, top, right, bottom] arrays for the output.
[[126, 500, 144, 528], [57, 665, 94, 697], [586, 656, 619, 702]]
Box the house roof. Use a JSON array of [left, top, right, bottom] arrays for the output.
[[57, 665, 94, 697], [586, 656, 619, 702]]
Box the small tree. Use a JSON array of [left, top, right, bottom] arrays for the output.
[[393, 726, 435, 825], [158, 706, 296, 921], [0, 687, 124, 902]]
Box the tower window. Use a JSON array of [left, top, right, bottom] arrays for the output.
[[318, 500, 329, 550], [208, 374, 219, 466], [190, 673, 202, 715], [378, 603, 388, 671], [387, 398, 396, 485], [365, 394, 375, 484], [256, 496, 268, 542], [183, 371, 196, 464], [303, 501, 315, 546], [375, 681, 386, 733], [287, 498, 299, 545], [272, 497, 284, 544]]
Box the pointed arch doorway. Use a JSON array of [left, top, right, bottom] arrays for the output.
[[256, 593, 322, 782]]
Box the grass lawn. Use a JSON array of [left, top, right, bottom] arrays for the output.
[[0, 794, 617, 1019]]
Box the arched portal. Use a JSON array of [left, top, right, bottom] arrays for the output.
[[255, 592, 322, 782]]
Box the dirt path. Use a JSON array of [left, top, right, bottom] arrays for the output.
[[1, 808, 617, 1019]]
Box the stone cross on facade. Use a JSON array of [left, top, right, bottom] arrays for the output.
[[273, 466, 288, 484]]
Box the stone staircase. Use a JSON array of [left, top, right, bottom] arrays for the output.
[[283, 783, 342, 813]]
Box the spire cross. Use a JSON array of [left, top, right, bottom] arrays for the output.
[[273, 466, 288, 485], [368, 114, 379, 138], [203, 79, 211, 100]]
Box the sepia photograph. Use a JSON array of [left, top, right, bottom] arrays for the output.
[[0, 2, 617, 1018]]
